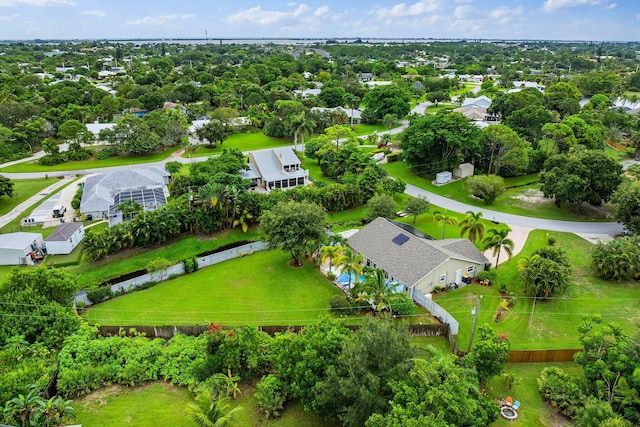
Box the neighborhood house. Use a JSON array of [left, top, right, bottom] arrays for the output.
[[347, 217, 489, 294], [80, 167, 170, 226], [240, 147, 309, 191], [0, 232, 46, 266], [44, 223, 85, 255]]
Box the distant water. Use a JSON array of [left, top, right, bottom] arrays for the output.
[[109, 38, 436, 46]]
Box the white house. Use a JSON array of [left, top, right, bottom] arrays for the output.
[[45, 223, 84, 255], [239, 147, 309, 192], [0, 232, 45, 266], [347, 218, 489, 294], [461, 95, 492, 109]]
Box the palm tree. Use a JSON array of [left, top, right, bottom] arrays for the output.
[[482, 227, 514, 269], [185, 389, 243, 427], [291, 112, 316, 151], [344, 94, 360, 127], [433, 211, 459, 240], [232, 209, 253, 233], [212, 369, 242, 400], [335, 247, 364, 288], [362, 268, 397, 312], [319, 244, 342, 273], [459, 211, 485, 243]]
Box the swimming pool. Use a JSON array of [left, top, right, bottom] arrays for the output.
[[336, 271, 365, 284]]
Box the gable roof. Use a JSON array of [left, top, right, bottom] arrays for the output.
[[46, 223, 82, 242], [248, 147, 301, 182], [347, 217, 488, 286], [462, 95, 492, 109], [0, 232, 43, 250]]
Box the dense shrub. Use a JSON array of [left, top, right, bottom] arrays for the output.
[[86, 286, 113, 303], [183, 257, 198, 273], [95, 145, 120, 159], [537, 366, 585, 417], [158, 334, 208, 387], [329, 294, 349, 314], [465, 175, 506, 205], [389, 293, 418, 316], [255, 374, 285, 419], [205, 327, 273, 379], [386, 151, 401, 163]]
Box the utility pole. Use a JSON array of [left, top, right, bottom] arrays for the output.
[[467, 295, 483, 352]]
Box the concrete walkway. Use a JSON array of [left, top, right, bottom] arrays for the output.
[[0, 177, 74, 228]]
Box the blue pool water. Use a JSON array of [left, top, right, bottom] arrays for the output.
[[337, 271, 365, 284]]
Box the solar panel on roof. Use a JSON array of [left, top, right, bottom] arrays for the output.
[[392, 233, 410, 246]]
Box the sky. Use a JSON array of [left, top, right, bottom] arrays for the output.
[[0, 0, 639, 42]]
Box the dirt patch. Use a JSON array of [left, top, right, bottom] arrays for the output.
[[79, 384, 122, 408], [512, 189, 551, 204]]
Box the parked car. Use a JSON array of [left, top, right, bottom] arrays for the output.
[[52, 205, 66, 218]]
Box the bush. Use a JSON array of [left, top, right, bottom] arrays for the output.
[[329, 294, 349, 315], [386, 152, 401, 163], [95, 145, 120, 159], [547, 236, 556, 246], [86, 286, 114, 303], [537, 366, 585, 418], [465, 175, 505, 205], [477, 270, 495, 283], [71, 185, 83, 210], [327, 271, 337, 281], [183, 257, 198, 274], [389, 293, 418, 316], [255, 374, 285, 419]]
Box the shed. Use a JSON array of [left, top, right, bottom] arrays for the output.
[[453, 163, 474, 179], [45, 223, 85, 255], [435, 171, 452, 184], [0, 232, 45, 265]]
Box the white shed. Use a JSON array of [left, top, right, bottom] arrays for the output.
[[453, 163, 475, 179], [435, 171, 452, 184], [0, 232, 45, 265], [45, 223, 85, 255]]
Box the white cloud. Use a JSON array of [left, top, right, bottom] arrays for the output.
[[126, 14, 195, 26], [371, 1, 443, 19], [81, 10, 105, 17], [451, 5, 523, 32], [0, 12, 18, 20], [605, 3, 617, 9], [0, 0, 75, 6], [315, 5, 329, 17], [541, 0, 613, 12], [225, 4, 311, 26]]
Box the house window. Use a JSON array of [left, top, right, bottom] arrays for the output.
[[439, 274, 446, 282], [289, 178, 296, 186], [297, 177, 304, 185], [467, 266, 475, 273]]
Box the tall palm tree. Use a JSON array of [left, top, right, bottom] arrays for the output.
[[362, 268, 397, 312], [291, 112, 316, 151], [185, 390, 243, 427], [482, 227, 514, 269], [320, 244, 342, 273], [335, 247, 364, 288], [459, 210, 485, 243], [344, 94, 360, 127], [433, 211, 459, 240]]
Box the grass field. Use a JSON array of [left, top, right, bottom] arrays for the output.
[[186, 132, 291, 157], [487, 362, 583, 427], [436, 230, 640, 350], [0, 178, 52, 217], [67, 228, 261, 286], [351, 123, 387, 135], [73, 382, 337, 427], [383, 161, 610, 221], [0, 146, 181, 173], [82, 250, 342, 326]]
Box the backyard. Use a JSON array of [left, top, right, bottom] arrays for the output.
[[436, 230, 640, 350], [82, 250, 343, 326], [185, 132, 291, 157]]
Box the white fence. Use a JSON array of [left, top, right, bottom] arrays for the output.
[[75, 241, 269, 306], [409, 286, 459, 335]]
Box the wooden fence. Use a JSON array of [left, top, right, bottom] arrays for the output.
[[508, 348, 582, 363]]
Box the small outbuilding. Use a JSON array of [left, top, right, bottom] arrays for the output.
[[453, 163, 475, 179], [0, 232, 45, 265], [435, 171, 452, 184], [45, 223, 85, 255]]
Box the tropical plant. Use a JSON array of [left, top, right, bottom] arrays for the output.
[[459, 210, 485, 243], [482, 227, 514, 269], [335, 247, 364, 288], [320, 245, 342, 273], [290, 112, 316, 151], [404, 195, 429, 223], [185, 390, 242, 427], [212, 369, 242, 400], [433, 210, 459, 239], [360, 268, 399, 312]]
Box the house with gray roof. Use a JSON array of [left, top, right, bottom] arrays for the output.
[[80, 167, 170, 226], [347, 217, 489, 294], [45, 222, 84, 255], [0, 232, 45, 265], [239, 147, 308, 192]]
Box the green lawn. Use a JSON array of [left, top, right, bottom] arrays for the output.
[[351, 123, 387, 135], [186, 132, 291, 157], [0, 178, 52, 217], [82, 250, 342, 326], [436, 230, 640, 350], [73, 383, 193, 427], [383, 161, 610, 221], [67, 228, 261, 286], [0, 146, 181, 173], [487, 362, 583, 427], [73, 382, 336, 427]]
